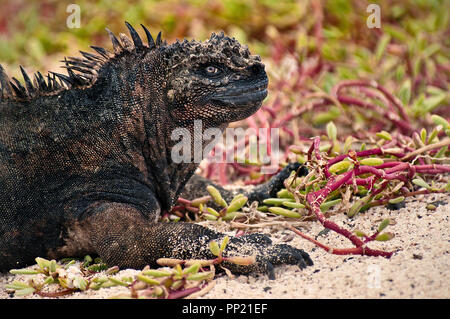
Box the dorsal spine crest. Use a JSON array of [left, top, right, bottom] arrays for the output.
[[0, 22, 162, 102]]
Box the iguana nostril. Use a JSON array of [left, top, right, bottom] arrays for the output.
[[249, 63, 264, 75]]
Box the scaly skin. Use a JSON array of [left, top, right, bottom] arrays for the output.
[[0, 23, 312, 276]]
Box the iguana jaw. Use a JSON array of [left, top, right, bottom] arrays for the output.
[[211, 77, 268, 107]]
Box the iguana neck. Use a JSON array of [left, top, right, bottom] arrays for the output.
[[47, 52, 221, 212], [89, 53, 224, 211], [142, 112, 228, 211]]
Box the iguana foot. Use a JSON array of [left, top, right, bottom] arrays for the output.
[[221, 233, 313, 279]]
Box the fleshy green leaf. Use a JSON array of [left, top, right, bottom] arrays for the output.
[[226, 196, 248, 213], [209, 240, 220, 256], [431, 114, 449, 129], [360, 157, 384, 166], [376, 131, 392, 141], [220, 236, 229, 253], [326, 121, 337, 141], [378, 219, 390, 232], [268, 207, 302, 218], [206, 185, 227, 207], [375, 232, 395, 241], [136, 274, 160, 285], [328, 160, 352, 174], [388, 196, 405, 204], [412, 178, 431, 189]]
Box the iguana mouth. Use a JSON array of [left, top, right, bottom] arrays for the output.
[[213, 77, 268, 106]]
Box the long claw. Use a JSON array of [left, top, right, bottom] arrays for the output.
[[298, 257, 307, 269], [266, 261, 275, 280], [300, 250, 314, 266]]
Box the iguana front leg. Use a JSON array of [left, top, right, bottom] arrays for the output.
[[79, 200, 312, 278], [182, 162, 307, 204]]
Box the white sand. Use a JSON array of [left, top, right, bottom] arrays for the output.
[[1, 193, 448, 299]]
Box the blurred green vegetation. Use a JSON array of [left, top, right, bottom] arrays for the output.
[[0, 1, 447, 63], [0, 0, 448, 117]]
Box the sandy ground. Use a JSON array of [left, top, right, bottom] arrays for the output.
[[0, 193, 448, 299]]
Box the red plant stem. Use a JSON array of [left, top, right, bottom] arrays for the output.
[[177, 197, 191, 205], [325, 149, 450, 181], [287, 225, 393, 257], [416, 168, 450, 174], [374, 162, 404, 169], [273, 111, 298, 128], [185, 206, 199, 213], [327, 147, 384, 166], [230, 163, 253, 174], [306, 170, 363, 247], [282, 126, 295, 139], [356, 165, 409, 182], [299, 138, 450, 257], [369, 189, 445, 208], [359, 87, 394, 113], [256, 108, 270, 128], [364, 232, 380, 244], [262, 106, 276, 119], [218, 163, 228, 185], [311, 0, 324, 53], [246, 116, 258, 130], [35, 288, 77, 297], [332, 80, 410, 124], [337, 94, 383, 114], [235, 229, 245, 237], [350, 176, 375, 189], [304, 173, 394, 257], [375, 84, 410, 123], [167, 286, 201, 299], [301, 131, 450, 258], [337, 95, 412, 134], [244, 175, 266, 185], [307, 136, 322, 162]]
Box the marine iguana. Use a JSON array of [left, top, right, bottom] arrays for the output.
[[0, 22, 312, 278]]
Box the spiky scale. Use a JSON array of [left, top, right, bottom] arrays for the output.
[[119, 33, 134, 50], [61, 61, 86, 86], [20, 66, 35, 95], [46, 73, 53, 90], [155, 31, 162, 46], [125, 21, 143, 49], [61, 65, 95, 75], [79, 51, 104, 62], [105, 28, 123, 54], [90, 46, 110, 59], [65, 56, 96, 66], [10, 78, 27, 98], [34, 71, 48, 91], [61, 60, 96, 72], [51, 73, 62, 89], [0, 64, 12, 97], [141, 24, 155, 49], [51, 72, 74, 87]]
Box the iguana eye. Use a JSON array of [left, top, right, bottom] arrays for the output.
[[205, 65, 220, 75]]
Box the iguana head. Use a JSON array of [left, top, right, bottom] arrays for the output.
[[0, 23, 268, 210], [0, 23, 267, 130], [162, 32, 268, 126]]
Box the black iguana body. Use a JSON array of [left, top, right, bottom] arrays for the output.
[[0, 23, 312, 277]]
